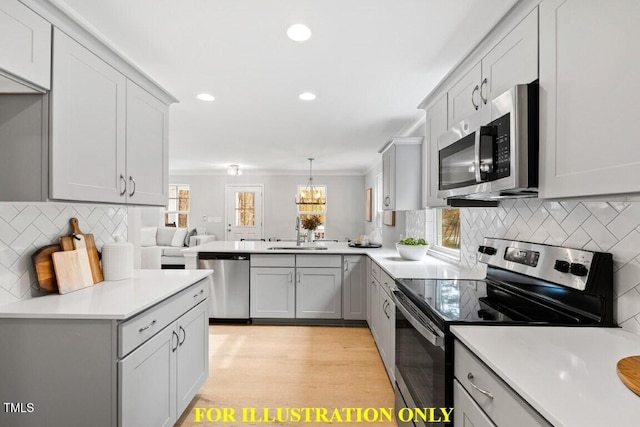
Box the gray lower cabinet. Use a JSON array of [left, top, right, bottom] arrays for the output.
[[250, 254, 343, 320], [343, 255, 366, 320], [120, 300, 208, 427], [367, 259, 395, 383], [453, 381, 495, 427]]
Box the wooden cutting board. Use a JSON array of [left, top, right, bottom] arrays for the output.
[[32, 244, 62, 292], [52, 235, 94, 294], [60, 217, 103, 283], [617, 356, 640, 396]]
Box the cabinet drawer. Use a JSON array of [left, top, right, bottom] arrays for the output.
[[454, 341, 551, 427], [118, 279, 208, 357], [251, 254, 295, 267], [379, 270, 394, 294], [370, 261, 382, 282], [296, 254, 342, 268]]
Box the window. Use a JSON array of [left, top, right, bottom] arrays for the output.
[[233, 191, 255, 226], [297, 185, 326, 239], [165, 184, 190, 227], [434, 208, 460, 256]]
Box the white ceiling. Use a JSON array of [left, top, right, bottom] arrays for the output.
[[60, 0, 518, 174]]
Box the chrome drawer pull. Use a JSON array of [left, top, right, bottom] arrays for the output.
[[138, 319, 157, 332], [467, 372, 494, 399], [193, 289, 204, 298]]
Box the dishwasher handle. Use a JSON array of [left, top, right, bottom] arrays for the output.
[[198, 252, 250, 261]]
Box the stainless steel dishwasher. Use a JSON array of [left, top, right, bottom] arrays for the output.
[[197, 252, 250, 321]]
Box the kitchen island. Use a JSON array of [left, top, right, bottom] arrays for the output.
[[0, 269, 212, 427]]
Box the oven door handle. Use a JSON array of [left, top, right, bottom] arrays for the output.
[[392, 291, 444, 348]]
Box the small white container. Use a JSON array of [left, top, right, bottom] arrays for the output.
[[102, 237, 133, 281], [395, 243, 429, 261]]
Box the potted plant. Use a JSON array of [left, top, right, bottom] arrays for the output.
[[395, 237, 430, 261], [301, 215, 323, 242]]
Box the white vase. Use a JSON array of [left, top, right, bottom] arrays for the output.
[[306, 230, 315, 242]]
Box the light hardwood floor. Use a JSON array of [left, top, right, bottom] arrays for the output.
[[176, 324, 397, 427]]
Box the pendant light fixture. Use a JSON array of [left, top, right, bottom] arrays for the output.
[[295, 158, 325, 205]]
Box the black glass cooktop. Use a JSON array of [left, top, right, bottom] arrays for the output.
[[395, 278, 588, 331]]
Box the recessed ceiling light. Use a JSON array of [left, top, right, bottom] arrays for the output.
[[299, 92, 316, 101], [196, 93, 215, 102], [287, 24, 312, 42]]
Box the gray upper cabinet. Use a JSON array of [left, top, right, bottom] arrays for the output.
[[423, 93, 448, 208], [539, 0, 640, 199], [447, 7, 538, 126], [50, 29, 127, 204], [0, 0, 51, 92], [379, 137, 423, 211]]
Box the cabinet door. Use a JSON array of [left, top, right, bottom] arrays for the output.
[[540, 0, 640, 198], [0, 0, 51, 91], [296, 267, 342, 319], [126, 80, 169, 205], [448, 62, 482, 126], [120, 323, 177, 427], [382, 145, 396, 210], [250, 267, 295, 318], [365, 258, 373, 326], [481, 8, 538, 104], [176, 302, 209, 415], [343, 256, 366, 320], [453, 381, 496, 427], [370, 277, 380, 342], [50, 29, 126, 203], [381, 288, 395, 382], [424, 93, 449, 207]]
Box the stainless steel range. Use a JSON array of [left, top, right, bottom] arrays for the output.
[[392, 238, 614, 427]]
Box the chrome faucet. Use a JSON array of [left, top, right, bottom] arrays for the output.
[[295, 217, 302, 246]]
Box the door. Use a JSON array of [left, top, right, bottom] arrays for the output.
[[176, 302, 208, 415], [126, 80, 169, 205], [296, 267, 342, 319], [50, 29, 126, 203], [225, 185, 263, 240], [250, 267, 295, 318], [119, 323, 177, 427]]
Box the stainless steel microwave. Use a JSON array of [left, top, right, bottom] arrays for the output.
[[437, 82, 538, 200]]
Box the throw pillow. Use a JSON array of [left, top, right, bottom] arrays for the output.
[[185, 228, 197, 247], [156, 227, 176, 246], [171, 228, 189, 247], [140, 227, 157, 247]]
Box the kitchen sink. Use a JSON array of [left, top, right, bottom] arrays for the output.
[[267, 246, 328, 251]]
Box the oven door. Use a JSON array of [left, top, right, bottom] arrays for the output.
[[393, 290, 446, 427]]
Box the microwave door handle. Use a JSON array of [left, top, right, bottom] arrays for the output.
[[474, 130, 482, 183]]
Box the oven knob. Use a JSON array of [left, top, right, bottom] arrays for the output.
[[484, 246, 497, 255], [570, 263, 589, 277], [553, 260, 570, 273]]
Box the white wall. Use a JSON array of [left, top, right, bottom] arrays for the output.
[[363, 162, 405, 248], [169, 173, 365, 241]]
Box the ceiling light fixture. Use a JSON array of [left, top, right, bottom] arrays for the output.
[[196, 93, 215, 102], [299, 92, 316, 101], [295, 158, 325, 205], [286, 24, 312, 42], [227, 164, 242, 175]]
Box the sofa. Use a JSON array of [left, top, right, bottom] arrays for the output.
[[140, 226, 216, 269]]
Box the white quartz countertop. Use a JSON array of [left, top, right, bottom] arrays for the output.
[[451, 326, 640, 426], [184, 241, 482, 280], [0, 270, 212, 320]]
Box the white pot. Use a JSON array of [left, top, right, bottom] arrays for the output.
[[395, 243, 429, 261]]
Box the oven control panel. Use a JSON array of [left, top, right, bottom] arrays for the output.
[[504, 247, 540, 267]]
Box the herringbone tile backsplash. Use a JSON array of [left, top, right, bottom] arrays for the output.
[[0, 203, 127, 306], [407, 200, 640, 334]]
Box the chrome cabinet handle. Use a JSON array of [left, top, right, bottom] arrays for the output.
[[344, 260, 349, 271], [129, 176, 136, 197], [296, 272, 301, 283], [472, 85, 480, 110], [138, 319, 157, 332], [119, 174, 127, 196], [171, 330, 179, 352], [384, 196, 390, 207], [178, 326, 186, 346], [288, 272, 293, 283], [480, 78, 488, 105], [467, 373, 494, 399], [193, 289, 204, 298]]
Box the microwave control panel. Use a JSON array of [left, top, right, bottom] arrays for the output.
[[480, 113, 511, 180]]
